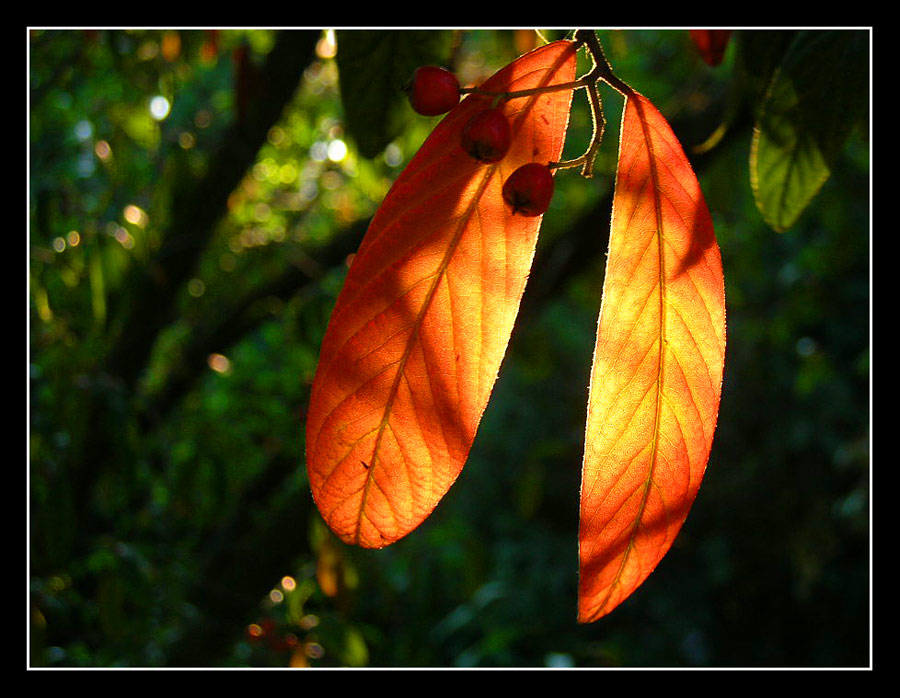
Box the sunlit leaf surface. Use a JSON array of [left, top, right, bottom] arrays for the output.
[[306, 40, 578, 548], [578, 92, 726, 622]]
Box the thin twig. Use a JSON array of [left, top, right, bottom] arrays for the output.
[[464, 30, 636, 180]]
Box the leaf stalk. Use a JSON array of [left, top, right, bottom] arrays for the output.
[[461, 30, 634, 179]]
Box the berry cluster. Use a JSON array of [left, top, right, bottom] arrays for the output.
[[405, 65, 555, 217]]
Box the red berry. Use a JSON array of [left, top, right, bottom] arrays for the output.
[[406, 66, 460, 116], [461, 107, 511, 163], [502, 163, 555, 217]]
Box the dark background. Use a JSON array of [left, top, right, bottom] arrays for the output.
[[29, 28, 870, 668]]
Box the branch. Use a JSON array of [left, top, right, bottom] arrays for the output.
[[35, 30, 323, 577], [106, 30, 321, 392], [164, 452, 312, 667], [140, 218, 367, 429]]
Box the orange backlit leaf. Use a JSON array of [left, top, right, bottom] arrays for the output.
[[578, 92, 726, 622], [306, 41, 578, 548]]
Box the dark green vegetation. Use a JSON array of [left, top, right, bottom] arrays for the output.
[[29, 29, 869, 668]]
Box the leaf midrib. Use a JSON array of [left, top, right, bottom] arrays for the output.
[[348, 43, 579, 545], [352, 167, 497, 544], [597, 94, 668, 615]]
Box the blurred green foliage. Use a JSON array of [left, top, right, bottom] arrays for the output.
[[29, 28, 869, 668]]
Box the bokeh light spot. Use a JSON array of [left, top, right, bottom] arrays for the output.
[[114, 227, 134, 249], [327, 139, 347, 162], [94, 140, 112, 161], [310, 141, 328, 162], [123, 204, 148, 227], [187, 278, 205, 298], [304, 642, 325, 659], [195, 110, 213, 129], [150, 95, 171, 121], [207, 353, 231, 373], [384, 142, 403, 167], [74, 120, 93, 142], [316, 30, 337, 59]]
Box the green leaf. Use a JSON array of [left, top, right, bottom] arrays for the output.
[[750, 30, 868, 232], [335, 30, 454, 159]]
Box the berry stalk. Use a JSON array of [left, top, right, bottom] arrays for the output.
[[458, 31, 636, 179]]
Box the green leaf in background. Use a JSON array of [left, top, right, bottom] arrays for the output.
[[750, 30, 868, 232], [335, 30, 454, 159]]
